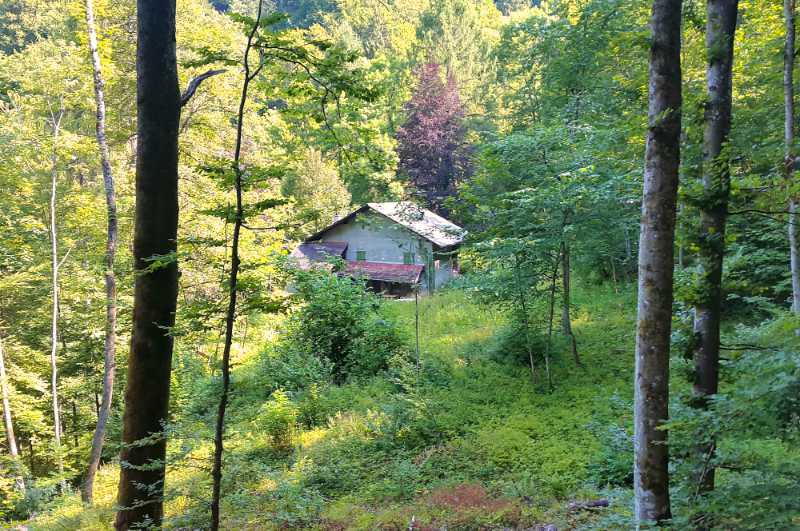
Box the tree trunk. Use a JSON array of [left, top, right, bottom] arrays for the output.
[[415, 287, 421, 373], [210, 4, 263, 528], [560, 241, 581, 367], [28, 438, 35, 477], [513, 255, 536, 385], [114, 0, 180, 528], [0, 333, 25, 492], [633, 0, 682, 523], [48, 105, 65, 485], [544, 253, 559, 393], [784, 0, 800, 320], [790, 201, 799, 314], [692, 0, 739, 496], [83, 0, 119, 505]]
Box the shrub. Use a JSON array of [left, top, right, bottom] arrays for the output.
[[260, 390, 298, 453], [587, 423, 633, 488], [485, 318, 548, 366], [587, 395, 634, 488], [284, 266, 410, 382], [0, 456, 24, 520]]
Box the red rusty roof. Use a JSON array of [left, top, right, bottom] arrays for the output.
[[343, 260, 424, 284]]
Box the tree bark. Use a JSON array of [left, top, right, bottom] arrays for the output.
[[692, 0, 739, 496], [415, 287, 421, 373], [784, 0, 800, 319], [83, 0, 118, 505], [544, 253, 559, 392], [114, 0, 180, 528], [560, 241, 581, 367], [633, 0, 682, 523], [513, 254, 536, 385], [210, 4, 263, 528], [0, 333, 25, 492], [48, 105, 65, 485]]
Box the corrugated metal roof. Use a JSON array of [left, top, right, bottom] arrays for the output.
[[344, 260, 424, 284], [366, 202, 465, 248], [305, 202, 465, 248]]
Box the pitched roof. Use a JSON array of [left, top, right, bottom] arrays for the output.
[[344, 260, 424, 284], [289, 241, 347, 269], [306, 202, 465, 248], [367, 202, 465, 247]]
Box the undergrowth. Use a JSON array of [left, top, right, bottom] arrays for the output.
[[22, 282, 796, 529]]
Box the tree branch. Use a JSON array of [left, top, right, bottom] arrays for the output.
[[180, 69, 226, 107]]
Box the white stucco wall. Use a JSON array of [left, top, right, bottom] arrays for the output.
[[319, 212, 430, 264]]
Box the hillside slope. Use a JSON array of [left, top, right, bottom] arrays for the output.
[[23, 285, 637, 530]]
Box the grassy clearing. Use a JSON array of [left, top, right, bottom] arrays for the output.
[[21, 283, 639, 530]]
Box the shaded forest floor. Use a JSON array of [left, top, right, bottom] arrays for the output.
[[22, 284, 641, 530]]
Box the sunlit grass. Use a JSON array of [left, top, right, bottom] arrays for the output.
[[22, 283, 639, 530]]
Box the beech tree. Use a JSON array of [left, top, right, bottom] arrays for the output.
[[47, 101, 65, 486], [785, 0, 800, 319], [114, 0, 180, 527], [396, 62, 470, 213], [210, 4, 264, 527], [633, 0, 682, 523], [691, 0, 739, 496], [82, 0, 118, 504], [0, 333, 24, 492]]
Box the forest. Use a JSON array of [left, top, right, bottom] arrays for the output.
[[0, 0, 798, 529]]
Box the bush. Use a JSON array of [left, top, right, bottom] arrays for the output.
[[259, 390, 298, 453], [587, 395, 634, 488], [667, 314, 800, 529], [284, 266, 410, 382], [0, 456, 24, 520], [485, 317, 549, 366]]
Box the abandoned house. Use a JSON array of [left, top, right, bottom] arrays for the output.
[[290, 202, 466, 295]]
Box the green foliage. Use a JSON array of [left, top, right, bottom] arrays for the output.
[[283, 265, 411, 381], [280, 148, 351, 237], [587, 395, 634, 489], [3, 0, 800, 528], [0, 455, 24, 519], [259, 390, 298, 453], [668, 315, 800, 529]]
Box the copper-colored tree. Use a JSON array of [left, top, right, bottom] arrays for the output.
[[396, 63, 470, 213]]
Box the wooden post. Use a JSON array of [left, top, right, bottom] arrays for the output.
[[415, 286, 421, 374]]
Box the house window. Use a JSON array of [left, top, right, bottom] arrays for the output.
[[403, 252, 415, 265], [356, 250, 367, 261]]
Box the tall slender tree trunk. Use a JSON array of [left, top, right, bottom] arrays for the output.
[[0, 333, 25, 492], [48, 106, 65, 484], [210, 4, 262, 529], [784, 0, 800, 319], [83, 0, 118, 505], [560, 241, 581, 367], [692, 0, 739, 497], [114, 0, 180, 528], [513, 255, 536, 385], [414, 287, 421, 373], [544, 253, 559, 392], [633, 0, 682, 523]]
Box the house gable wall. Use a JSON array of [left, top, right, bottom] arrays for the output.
[[318, 212, 433, 265]]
